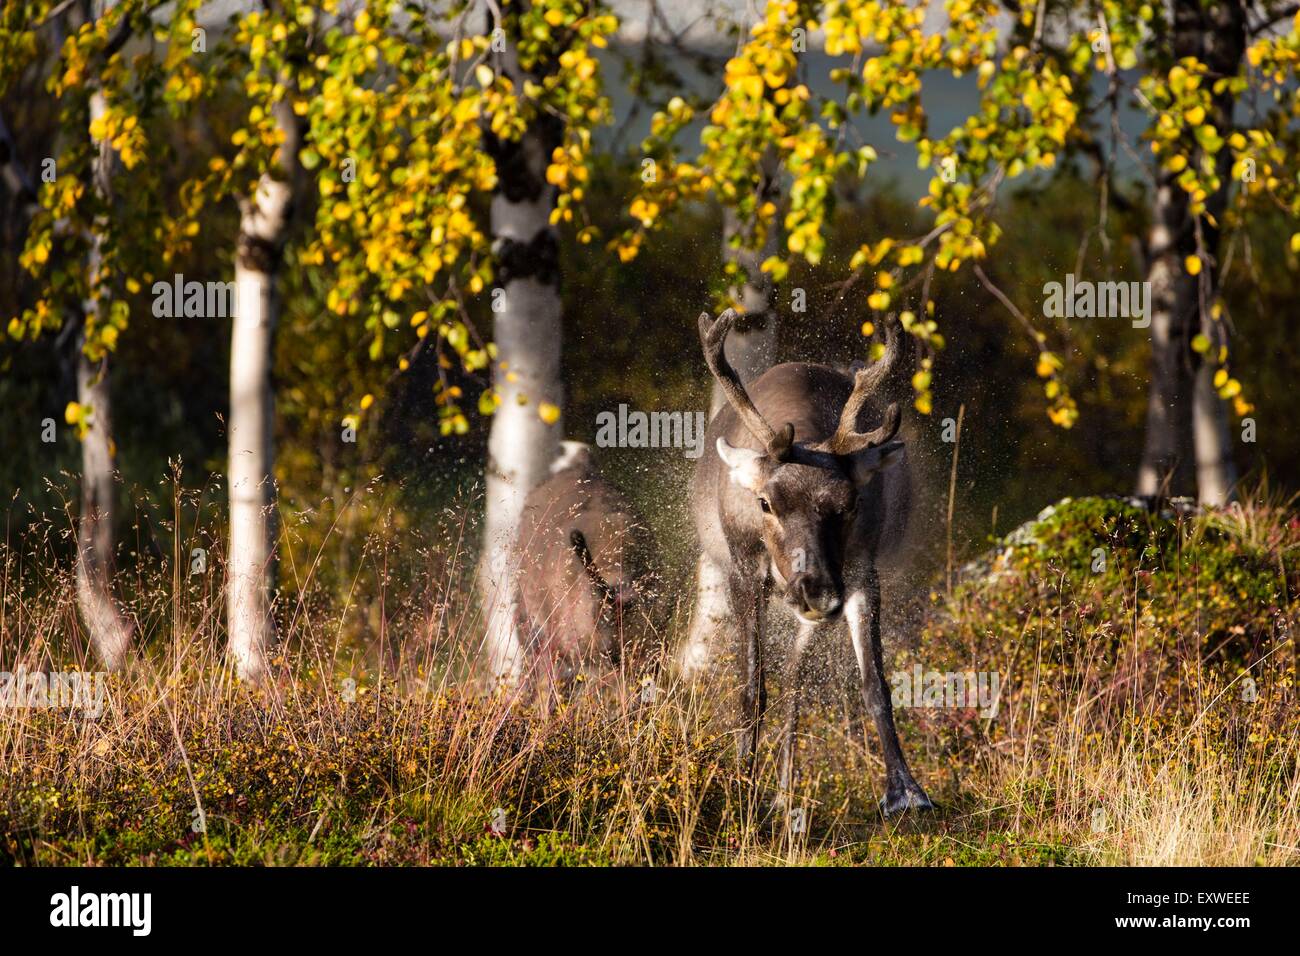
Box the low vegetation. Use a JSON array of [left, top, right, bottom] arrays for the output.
[[2, 491, 1296, 866]]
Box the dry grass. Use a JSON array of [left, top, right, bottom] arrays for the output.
[[1, 484, 1297, 866]]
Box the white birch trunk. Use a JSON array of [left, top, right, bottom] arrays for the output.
[[1193, 362, 1236, 506], [73, 77, 132, 670], [227, 104, 297, 682], [681, 199, 778, 677], [480, 176, 563, 685], [1134, 183, 1195, 498], [707, 207, 778, 418], [1189, 0, 1244, 507], [479, 18, 565, 684], [227, 256, 278, 683], [1137, 0, 1243, 505], [75, 348, 132, 670]]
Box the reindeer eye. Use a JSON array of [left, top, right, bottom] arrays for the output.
[[758, 497, 772, 514]]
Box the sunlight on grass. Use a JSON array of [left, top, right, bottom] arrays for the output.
[[1, 484, 1297, 866]]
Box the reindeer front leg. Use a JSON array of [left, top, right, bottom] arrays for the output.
[[846, 566, 933, 816], [777, 621, 814, 807], [728, 565, 769, 778]]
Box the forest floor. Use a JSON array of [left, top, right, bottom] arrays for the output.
[[2, 494, 1298, 866]]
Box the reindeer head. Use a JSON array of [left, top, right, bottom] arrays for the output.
[[700, 309, 905, 623]]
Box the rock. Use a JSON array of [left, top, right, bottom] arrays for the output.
[[956, 495, 1199, 588]]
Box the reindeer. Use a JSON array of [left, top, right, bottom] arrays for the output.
[[691, 310, 933, 816], [513, 442, 656, 711]]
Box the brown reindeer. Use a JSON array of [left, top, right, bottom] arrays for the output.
[[690, 310, 932, 815], [513, 442, 656, 710]]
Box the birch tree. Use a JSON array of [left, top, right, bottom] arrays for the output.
[[990, 0, 1296, 504], [1129, 0, 1300, 503], [285, 1, 616, 682], [1130, 1, 1246, 503], [477, 1, 570, 682], [72, 1, 134, 671], [14, 0, 310, 682], [4, 0, 194, 668], [212, 2, 314, 682]]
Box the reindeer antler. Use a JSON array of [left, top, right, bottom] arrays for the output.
[[816, 318, 903, 456], [699, 310, 794, 461]]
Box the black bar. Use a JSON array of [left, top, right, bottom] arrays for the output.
[[0, 865, 1283, 944]]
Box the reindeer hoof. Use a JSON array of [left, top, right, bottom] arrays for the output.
[[880, 784, 935, 817]]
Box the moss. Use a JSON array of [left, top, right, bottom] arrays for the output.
[[940, 496, 1294, 670]]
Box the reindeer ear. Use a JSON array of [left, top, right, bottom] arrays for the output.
[[847, 440, 905, 485], [717, 438, 767, 491]]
